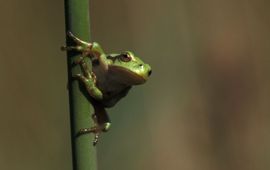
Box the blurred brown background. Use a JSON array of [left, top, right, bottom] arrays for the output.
[[1, 0, 270, 170]]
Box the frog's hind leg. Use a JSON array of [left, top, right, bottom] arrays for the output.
[[76, 104, 111, 146]]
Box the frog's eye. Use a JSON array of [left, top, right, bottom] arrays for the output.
[[119, 53, 132, 62]]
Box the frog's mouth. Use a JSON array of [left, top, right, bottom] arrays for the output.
[[109, 66, 147, 85]]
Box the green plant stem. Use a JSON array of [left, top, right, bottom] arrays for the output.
[[64, 0, 97, 170]]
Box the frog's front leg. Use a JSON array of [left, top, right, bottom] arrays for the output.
[[62, 32, 105, 100], [74, 57, 103, 100], [61, 32, 91, 55], [62, 32, 109, 71]]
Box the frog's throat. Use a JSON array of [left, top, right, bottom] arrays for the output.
[[109, 66, 147, 85]]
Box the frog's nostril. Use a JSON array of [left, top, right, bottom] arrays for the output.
[[148, 70, 152, 76]]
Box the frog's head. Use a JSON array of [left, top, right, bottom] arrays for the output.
[[107, 51, 152, 85]]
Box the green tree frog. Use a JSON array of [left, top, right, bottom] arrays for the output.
[[62, 32, 152, 145]]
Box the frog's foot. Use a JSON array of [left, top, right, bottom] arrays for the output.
[[74, 57, 97, 82], [76, 122, 111, 146], [77, 114, 111, 146], [67, 31, 91, 47], [76, 126, 100, 146], [61, 32, 92, 55], [73, 73, 102, 100], [60, 45, 84, 52], [72, 57, 103, 100]]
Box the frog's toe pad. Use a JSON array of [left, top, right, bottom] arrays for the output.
[[102, 123, 111, 132]]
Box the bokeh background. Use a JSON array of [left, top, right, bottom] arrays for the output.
[[1, 0, 270, 170]]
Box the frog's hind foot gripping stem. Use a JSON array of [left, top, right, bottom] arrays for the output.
[[76, 114, 111, 146], [76, 127, 100, 146], [76, 122, 111, 146]]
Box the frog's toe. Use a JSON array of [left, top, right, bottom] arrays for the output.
[[76, 127, 97, 137], [60, 45, 83, 52], [102, 122, 111, 132]]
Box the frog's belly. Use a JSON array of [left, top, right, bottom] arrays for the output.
[[100, 86, 132, 108]]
